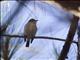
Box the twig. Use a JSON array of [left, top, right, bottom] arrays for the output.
[[0, 34, 78, 44]]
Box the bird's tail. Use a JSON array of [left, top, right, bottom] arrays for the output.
[[25, 38, 33, 47], [26, 39, 30, 47], [26, 40, 30, 47], [24, 38, 26, 42]]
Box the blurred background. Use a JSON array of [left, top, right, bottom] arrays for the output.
[[0, 0, 80, 60]]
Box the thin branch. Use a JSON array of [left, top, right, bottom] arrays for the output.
[[0, 34, 77, 44]]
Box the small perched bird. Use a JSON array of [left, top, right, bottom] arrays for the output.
[[24, 19, 38, 47]]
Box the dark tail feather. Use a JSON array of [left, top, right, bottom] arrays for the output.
[[31, 38, 33, 43], [26, 40, 30, 47], [24, 38, 26, 42]]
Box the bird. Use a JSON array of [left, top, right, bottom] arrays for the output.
[[24, 19, 38, 47]]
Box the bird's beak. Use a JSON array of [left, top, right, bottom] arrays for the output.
[[36, 20, 38, 21]]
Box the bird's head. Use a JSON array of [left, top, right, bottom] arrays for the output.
[[29, 19, 38, 23]]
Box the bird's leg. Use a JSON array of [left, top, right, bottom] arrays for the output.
[[31, 38, 33, 43]]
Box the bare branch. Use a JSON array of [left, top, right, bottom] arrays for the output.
[[0, 34, 78, 44], [58, 15, 79, 60]]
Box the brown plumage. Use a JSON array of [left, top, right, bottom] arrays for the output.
[[24, 19, 37, 47]]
